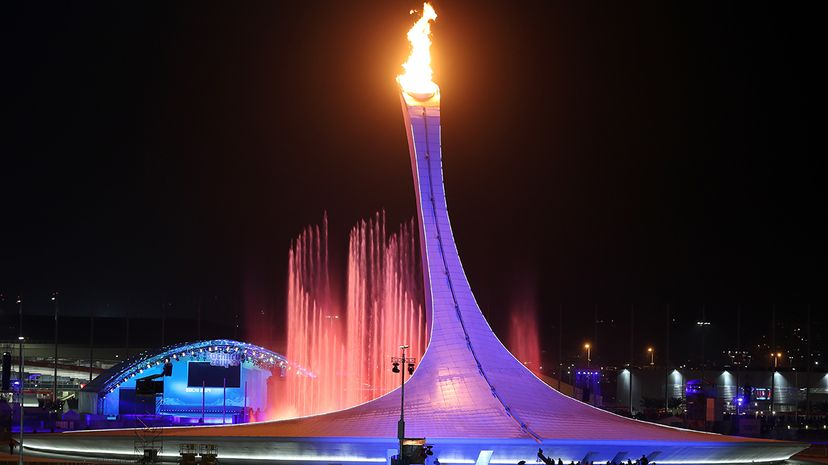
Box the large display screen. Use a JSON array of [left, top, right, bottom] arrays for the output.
[[187, 362, 241, 388], [753, 387, 772, 401]]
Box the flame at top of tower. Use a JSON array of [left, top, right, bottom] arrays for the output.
[[398, 3, 438, 100]]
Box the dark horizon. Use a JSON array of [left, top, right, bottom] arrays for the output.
[[2, 2, 824, 366]]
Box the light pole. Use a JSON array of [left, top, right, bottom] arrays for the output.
[[18, 334, 25, 465], [52, 293, 59, 410], [89, 307, 94, 383], [647, 347, 654, 366], [584, 343, 591, 368], [771, 352, 781, 414], [392, 344, 416, 465], [17, 298, 23, 380]]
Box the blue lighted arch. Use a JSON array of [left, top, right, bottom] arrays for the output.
[[85, 339, 313, 397]]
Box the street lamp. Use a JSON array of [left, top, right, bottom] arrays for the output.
[[771, 352, 782, 414], [647, 347, 654, 366], [52, 292, 59, 418], [584, 343, 591, 368], [18, 335, 24, 465], [391, 345, 416, 465], [772, 352, 782, 369]]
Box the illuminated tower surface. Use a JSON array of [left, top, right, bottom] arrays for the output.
[[25, 91, 807, 464]]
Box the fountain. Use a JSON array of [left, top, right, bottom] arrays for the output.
[[508, 298, 542, 375], [346, 213, 426, 406], [280, 213, 343, 418], [279, 212, 425, 418]]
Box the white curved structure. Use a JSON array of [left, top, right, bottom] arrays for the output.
[[24, 91, 806, 465]]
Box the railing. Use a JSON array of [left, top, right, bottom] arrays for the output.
[[21, 383, 80, 390], [0, 459, 128, 465]]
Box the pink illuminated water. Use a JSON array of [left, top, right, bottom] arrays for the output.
[[276, 212, 426, 418], [508, 295, 542, 375], [279, 214, 345, 418], [345, 213, 425, 405]]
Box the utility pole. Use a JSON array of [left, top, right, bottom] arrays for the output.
[[392, 345, 415, 464], [771, 304, 776, 413], [736, 304, 741, 411], [629, 304, 634, 367], [18, 298, 23, 375], [806, 304, 812, 415], [665, 304, 670, 412], [89, 307, 95, 382], [700, 304, 706, 391], [19, 335, 25, 465], [398, 345, 407, 463], [52, 293, 59, 410], [584, 343, 592, 369], [629, 304, 634, 415], [628, 367, 633, 417], [17, 298, 24, 465]]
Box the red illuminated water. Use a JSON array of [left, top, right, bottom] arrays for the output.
[[279, 214, 345, 418], [508, 294, 542, 375], [345, 213, 425, 406], [276, 212, 425, 418]]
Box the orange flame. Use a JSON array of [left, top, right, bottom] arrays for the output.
[[398, 3, 438, 99]]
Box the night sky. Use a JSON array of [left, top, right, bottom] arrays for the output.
[[2, 2, 824, 364]]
